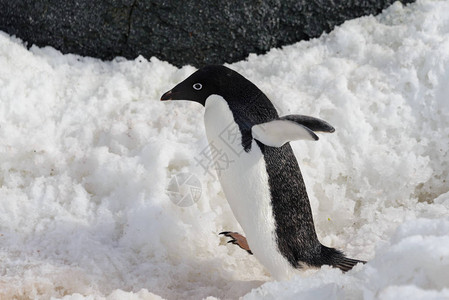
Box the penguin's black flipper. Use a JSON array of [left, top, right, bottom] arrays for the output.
[[279, 115, 335, 133], [252, 119, 319, 147], [220, 231, 253, 255]]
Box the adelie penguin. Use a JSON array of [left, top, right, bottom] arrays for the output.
[[161, 65, 365, 280]]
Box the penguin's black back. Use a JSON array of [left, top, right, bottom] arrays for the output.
[[222, 71, 356, 269], [220, 83, 323, 267]]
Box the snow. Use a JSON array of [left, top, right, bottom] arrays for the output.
[[0, 0, 448, 299]]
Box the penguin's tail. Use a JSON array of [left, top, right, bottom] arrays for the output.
[[321, 245, 366, 272], [333, 256, 366, 272]]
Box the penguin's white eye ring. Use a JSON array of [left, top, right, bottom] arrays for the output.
[[193, 83, 202, 90]]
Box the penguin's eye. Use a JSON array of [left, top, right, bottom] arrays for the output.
[[193, 83, 202, 90]]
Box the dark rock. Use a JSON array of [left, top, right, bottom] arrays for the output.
[[0, 0, 414, 67]]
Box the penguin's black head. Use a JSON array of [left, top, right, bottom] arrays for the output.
[[160, 65, 251, 106]]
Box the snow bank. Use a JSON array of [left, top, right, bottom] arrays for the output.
[[0, 0, 448, 299]]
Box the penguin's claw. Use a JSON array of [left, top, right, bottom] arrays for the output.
[[219, 231, 253, 255]]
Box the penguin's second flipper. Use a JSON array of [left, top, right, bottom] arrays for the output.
[[220, 231, 253, 255]]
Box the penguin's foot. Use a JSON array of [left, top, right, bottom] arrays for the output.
[[220, 231, 253, 255]]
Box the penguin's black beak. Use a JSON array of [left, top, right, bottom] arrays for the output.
[[160, 90, 173, 101]]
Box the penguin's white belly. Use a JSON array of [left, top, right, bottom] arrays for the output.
[[204, 95, 297, 280]]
